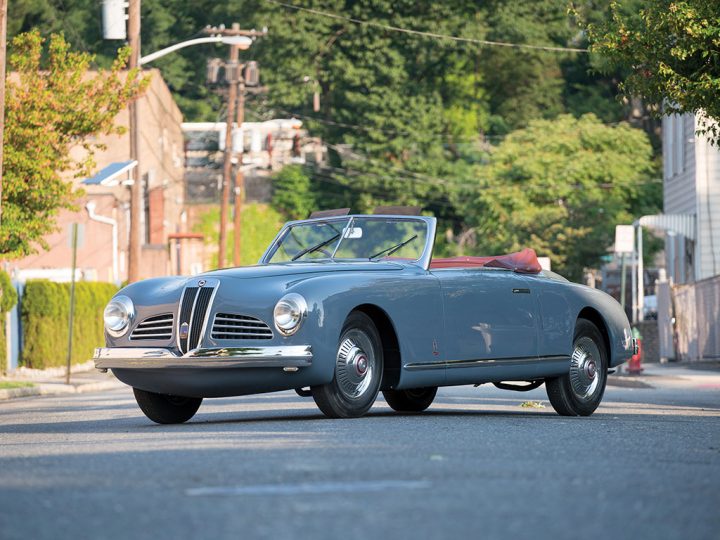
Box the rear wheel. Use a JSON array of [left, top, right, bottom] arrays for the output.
[[133, 388, 202, 424], [312, 311, 383, 418], [382, 387, 437, 412], [545, 319, 608, 416]]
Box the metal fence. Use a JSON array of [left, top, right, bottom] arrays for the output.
[[672, 275, 720, 361]]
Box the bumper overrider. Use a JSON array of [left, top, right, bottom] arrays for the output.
[[93, 345, 313, 370]]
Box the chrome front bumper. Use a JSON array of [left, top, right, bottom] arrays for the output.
[[93, 345, 313, 370]]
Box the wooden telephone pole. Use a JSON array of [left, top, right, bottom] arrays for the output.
[[127, 0, 142, 282], [233, 78, 245, 267], [217, 26, 240, 269], [203, 24, 266, 268]]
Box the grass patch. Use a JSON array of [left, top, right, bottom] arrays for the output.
[[0, 381, 35, 389], [193, 203, 285, 268]]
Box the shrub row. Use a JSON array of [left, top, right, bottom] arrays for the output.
[[20, 280, 117, 369]]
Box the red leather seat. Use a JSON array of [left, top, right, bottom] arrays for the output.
[[429, 248, 542, 274]]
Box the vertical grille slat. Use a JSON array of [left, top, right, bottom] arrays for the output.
[[188, 287, 214, 351], [178, 286, 199, 353]]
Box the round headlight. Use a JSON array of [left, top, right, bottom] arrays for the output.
[[273, 293, 308, 336], [103, 295, 135, 337]]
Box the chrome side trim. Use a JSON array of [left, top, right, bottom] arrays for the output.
[[94, 345, 312, 370], [403, 355, 571, 371]]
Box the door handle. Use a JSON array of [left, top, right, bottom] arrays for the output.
[[512, 288, 530, 294]]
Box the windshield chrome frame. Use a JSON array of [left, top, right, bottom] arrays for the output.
[[259, 215, 437, 271]]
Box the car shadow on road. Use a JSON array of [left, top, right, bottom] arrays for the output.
[[0, 403, 690, 436]]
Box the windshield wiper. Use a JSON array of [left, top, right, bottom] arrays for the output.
[[291, 233, 341, 261], [369, 234, 418, 260]]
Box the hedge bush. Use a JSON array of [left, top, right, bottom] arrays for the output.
[[20, 280, 118, 369]]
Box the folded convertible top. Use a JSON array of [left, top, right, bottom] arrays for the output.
[[429, 248, 542, 274]]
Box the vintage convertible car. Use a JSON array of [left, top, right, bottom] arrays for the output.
[[94, 210, 636, 424]]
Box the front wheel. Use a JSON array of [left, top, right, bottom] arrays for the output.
[[133, 388, 202, 424], [382, 387, 437, 412], [545, 319, 608, 416], [312, 311, 384, 418]]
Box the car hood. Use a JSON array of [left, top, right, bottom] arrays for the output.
[[201, 261, 407, 280]]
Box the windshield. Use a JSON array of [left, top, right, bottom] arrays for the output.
[[266, 217, 428, 264]]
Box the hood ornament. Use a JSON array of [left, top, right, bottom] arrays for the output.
[[198, 279, 206, 287]]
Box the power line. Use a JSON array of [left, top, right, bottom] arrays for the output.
[[254, 105, 504, 142], [262, 0, 588, 54]]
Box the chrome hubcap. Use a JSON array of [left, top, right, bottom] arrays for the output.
[[336, 330, 376, 400], [569, 336, 601, 400]]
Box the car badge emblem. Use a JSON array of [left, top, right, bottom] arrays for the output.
[[179, 322, 189, 339], [198, 279, 206, 287]]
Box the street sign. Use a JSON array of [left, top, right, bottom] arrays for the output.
[[614, 225, 634, 253]]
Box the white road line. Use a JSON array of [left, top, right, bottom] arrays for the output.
[[185, 480, 431, 497]]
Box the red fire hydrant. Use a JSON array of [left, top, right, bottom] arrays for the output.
[[628, 327, 643, 374]]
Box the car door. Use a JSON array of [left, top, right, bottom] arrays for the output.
[[431, 267, 540, 384]]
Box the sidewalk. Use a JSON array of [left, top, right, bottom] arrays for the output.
[[2, 359, 718, 401], [0, 361, 123, 401], [609, 360, 720, 389]]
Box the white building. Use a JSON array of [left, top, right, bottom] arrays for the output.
[[661, 113, 720, 283]]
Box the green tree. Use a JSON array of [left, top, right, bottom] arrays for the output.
[[584, 0, 720, 143], [481, 0, 574, 134], [459, 114, 657, 281], [2, 31, 147, 258], [271, 165, 316, 220]]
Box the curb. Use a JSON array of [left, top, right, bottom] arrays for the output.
[[607, 377, 654, 389], [0, 379, 124, 401]]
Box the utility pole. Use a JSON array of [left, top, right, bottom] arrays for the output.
[[217, 25, 240, 269], [233, 78, 245, 267], [203, 24, 266, 268], [0, 0, 8, 227], [127, 0, 142, 282]]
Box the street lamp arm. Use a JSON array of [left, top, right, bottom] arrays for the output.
[[139, 36, 253, 66]]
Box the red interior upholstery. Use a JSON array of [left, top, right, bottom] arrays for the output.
[[429, 248, 542, 274]]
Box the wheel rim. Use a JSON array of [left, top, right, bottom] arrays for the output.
[[336, 329, 376, 400], [569, 336, 602, 401]]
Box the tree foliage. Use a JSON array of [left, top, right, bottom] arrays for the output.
[[458, 114, 657, 280], [271, 165, 316, 220], [5, 2, 666, 278], [2, 31, 147, 258], [584, 0, 720, 143]]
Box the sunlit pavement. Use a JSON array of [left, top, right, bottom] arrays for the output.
[[1, 365, 718, 540]]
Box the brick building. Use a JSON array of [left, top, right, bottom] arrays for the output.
[[9, 69, 203, 283]]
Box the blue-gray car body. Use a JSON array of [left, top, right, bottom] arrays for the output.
[[95, 215, 635, 398]]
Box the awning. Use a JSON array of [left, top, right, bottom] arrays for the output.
[[636, 214, 696, 241], [82, 160, 137, 186]]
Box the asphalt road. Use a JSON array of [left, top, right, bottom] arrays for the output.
[[1, 366, 719, 540]]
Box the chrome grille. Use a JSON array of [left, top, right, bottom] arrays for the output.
[[177, 281, 218, 354], [130, 313, 174, 341], [212, 313, 273, 340]]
